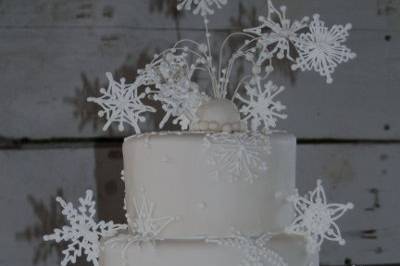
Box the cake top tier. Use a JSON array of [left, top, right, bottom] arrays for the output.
[[87, 0, 356, 135]]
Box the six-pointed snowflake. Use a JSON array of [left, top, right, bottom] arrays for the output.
[[285, 179, 354, 253], [244, 0, 309, 61], [87, 72, 156, 132], [128, 189, 177, 240], [43, 190, 127, 266], [177, 0, 227, 16], [208, 232, 288, 266], [235, 78, 287, 131], [203, 132, 271, 183], [292, 14, 356, 84]]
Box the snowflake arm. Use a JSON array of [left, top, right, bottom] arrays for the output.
[[285, 180, 354, 253], [291, 14, 356, 83], [128, 189, 177, 240], [234, 78, 287, 131], [208, 232, 288, 266], [87, 72, 156, 132], [177, 0, 228, 16], [43, 190, 127, 266]]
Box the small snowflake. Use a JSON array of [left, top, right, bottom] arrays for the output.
[[244, 0, 309, 61], [128, 189, 177, 240], [208, 232, 288, 266], [43, 190, 127, 266], [177, 0, 227, 16], [235, 78, 287, 131], [285, 179, 354, 253], [203, 132, 271, 183], [292, 14, 356, 84], [87, 72, 156, 132], [143, 53, 206, 130]]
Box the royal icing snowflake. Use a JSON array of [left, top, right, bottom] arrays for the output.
[[285, 180, 354, 253], [244, 0, 309, 61], [43, 190, 127, 266], [87, 72, 156, 132], [203, 132, 271, 183], [291, 15, 356, 84], [234, 78, 287, 131], [128, 189, 177, 240], [177, 0, 228, 16], [208, 232, 287, 266], [143, 53, 207, 130]]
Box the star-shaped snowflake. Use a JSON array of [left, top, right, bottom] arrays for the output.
[[129, 189, 177, 240], [208, 232, 287, 266], [203, 132, 271, 183], [292, 14, 356, 84], [87, 72, 156, 132], [234, 78, 287, 132], [285, 180, 354, 253], [43, 190, 127, 266], [244, 0, 309, 61], [177, 0, 227, 16]]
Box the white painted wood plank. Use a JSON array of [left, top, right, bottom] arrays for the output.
[[1, 143, 400, 265], [298, 144, 400, 265], [0, 146, 124, 266], [0, 0, 396, 31], [0, 27, 398, 139]]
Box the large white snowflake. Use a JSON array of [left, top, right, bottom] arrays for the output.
[[235, 78, 287, 132], [244, 0, 309, 61], [177, 0, 228, 16], [128, 189, 177, 240], [87, 72, 156, 132], [208, 232, 287, 266], [285, 179, 354, 253], [292, 14, 356, 84], [43, 190, 127, 266], [203, 132, 270, 183]]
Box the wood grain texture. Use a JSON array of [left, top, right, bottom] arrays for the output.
[[0, 0, 399, 139], [1, 143, 399, 265]]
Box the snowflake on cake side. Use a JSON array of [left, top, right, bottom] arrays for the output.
[[208, 232, 287, 266], [203, 132, 271, 183], [285, 180, 354, 253], [87, 72, 156, 132], [128, 188, 178, 241], [43, 190, 127, 266]]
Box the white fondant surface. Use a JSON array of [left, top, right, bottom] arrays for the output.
[[123, 131, 296, 238], [100, 233, 318, 266]]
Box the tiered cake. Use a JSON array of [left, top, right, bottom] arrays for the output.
[[99, 111, 318, 265], [43, 1, 356, 266]]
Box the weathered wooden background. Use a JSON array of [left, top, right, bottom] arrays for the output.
[[1, 0, 400, 265]]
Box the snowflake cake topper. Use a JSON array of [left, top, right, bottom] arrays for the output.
[[87, 72, 156, 133], [208, 232, 288, 266], [285, 179, 354, 253], [88, 0, 355, 133], [43, 190, 127, 266]]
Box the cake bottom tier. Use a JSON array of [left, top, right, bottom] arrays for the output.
[[100, 233, 318, 266]]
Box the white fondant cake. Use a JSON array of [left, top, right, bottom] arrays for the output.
[[98, 131, 319, 266], [100, 233, 318, 266], [122, 131, 296, 237]]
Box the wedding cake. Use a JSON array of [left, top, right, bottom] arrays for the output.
[[43, 1, 356, 266]]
